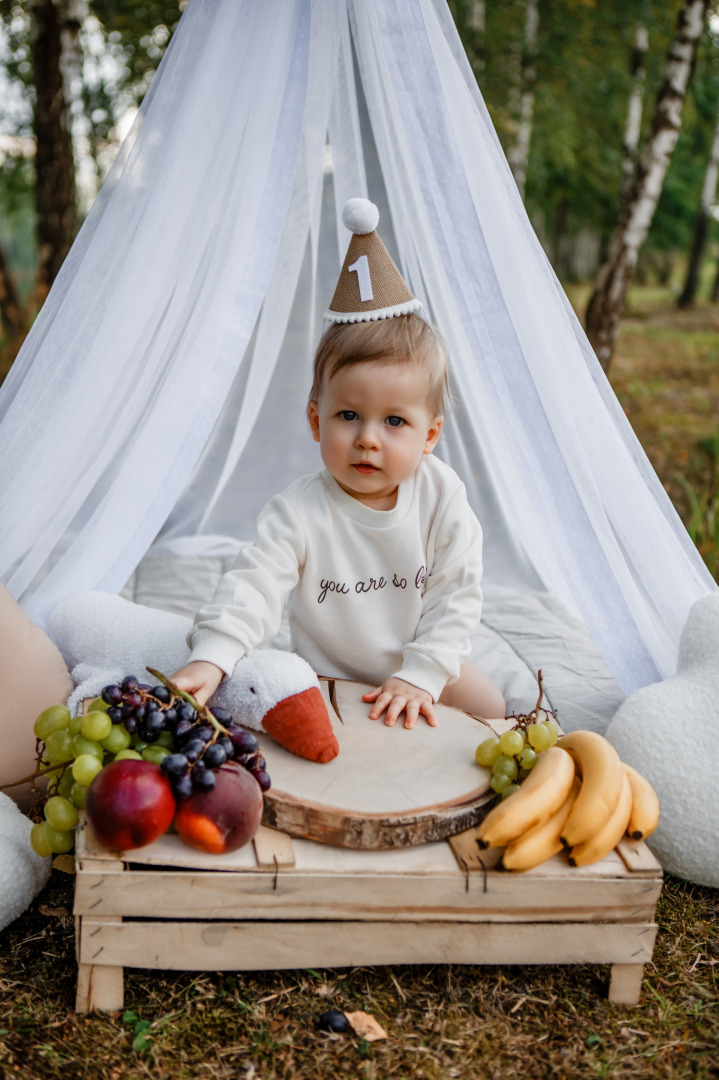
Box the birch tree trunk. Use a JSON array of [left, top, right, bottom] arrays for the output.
[[620, 25, 649, 209], [30, 0, 84, 296], [467, 0, 485, 76], [678, 104, 719, 308], [507, 0, 539, 200], [585, 0, 709, 372]]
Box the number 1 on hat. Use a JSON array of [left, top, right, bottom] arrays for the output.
[[348, 255, 374, 302]]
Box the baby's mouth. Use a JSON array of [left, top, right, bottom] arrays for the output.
[[353, 462, 379, 474]]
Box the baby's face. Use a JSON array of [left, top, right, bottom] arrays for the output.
[[307, 360, 443, 510]]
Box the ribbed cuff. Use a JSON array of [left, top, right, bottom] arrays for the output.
[[188, 629, 246, 677], [391, 653, 449, 703]]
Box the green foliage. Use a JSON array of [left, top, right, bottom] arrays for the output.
[[87, 1, 181, 106], [0, 0, 179, 290], [452, 0, 719, 279], [2, 0, 719, 292]]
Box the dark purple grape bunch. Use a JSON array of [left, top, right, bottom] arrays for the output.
[[99, 672, 272, 802], [221, 718, 272, 793], [101, 675, 167, 740]]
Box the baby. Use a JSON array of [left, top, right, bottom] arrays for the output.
[[172, 311, 505, 727]]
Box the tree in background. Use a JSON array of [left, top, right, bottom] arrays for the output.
[[3, 0, 719, 360], [0, 242, 24, 339], [620, 24, 649, 211], [506, 0, 539, 199], [678, 70, 719, 305], [0, 0, 180, 343], [585, 0, 710, 371], [29, 0, 84, 296]]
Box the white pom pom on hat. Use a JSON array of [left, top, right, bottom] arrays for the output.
[[342, 197, 380, 236]]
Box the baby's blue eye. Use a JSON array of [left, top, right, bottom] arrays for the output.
[[339, 410, 358, 421], [386, 415, 404, 427]]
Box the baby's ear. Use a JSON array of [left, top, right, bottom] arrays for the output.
[[423, 414, 444, 454], [307, 400, 321, 442]]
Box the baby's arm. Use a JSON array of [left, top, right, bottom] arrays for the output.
[[362, 678, 437, 729], [181, 493, 305, 679], [170, 660, 224, 706]]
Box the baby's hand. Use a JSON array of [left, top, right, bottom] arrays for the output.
[[170, 660, 224, 706], [362, 678, 437, 730]]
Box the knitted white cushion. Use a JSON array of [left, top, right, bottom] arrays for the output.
[[0, 793, 50, 932], [605, 593, 719, 888]]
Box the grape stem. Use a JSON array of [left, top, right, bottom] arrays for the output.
[[146, 667, 227, 740], [531, 669, 544, 720], [0, 759, 74, 790]]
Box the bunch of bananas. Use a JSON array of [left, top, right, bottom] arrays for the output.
[[477, 730, 660, 871]]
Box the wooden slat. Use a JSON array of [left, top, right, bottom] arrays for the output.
[[253, 826, 295, 869], [616, 837, 663, 875], [77, 820, 258, 871], [74, 866, 662, 923], [448, 829, 502, 873], [78, 918, 658, 971]]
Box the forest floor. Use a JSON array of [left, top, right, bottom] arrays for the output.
[[1, 285, 718, 1079]]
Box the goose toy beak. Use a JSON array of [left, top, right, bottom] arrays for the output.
[[261, 686, 339, 763]]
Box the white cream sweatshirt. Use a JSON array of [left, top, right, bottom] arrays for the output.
[[188, 455, 483, 701]]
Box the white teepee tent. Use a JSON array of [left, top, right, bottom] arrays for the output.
[[0, 0, 714, 697]]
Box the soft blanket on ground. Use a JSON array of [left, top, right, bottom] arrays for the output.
[[0, 793, 50, 932]]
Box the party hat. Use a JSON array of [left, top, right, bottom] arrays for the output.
[[324, 198, 422, 324]]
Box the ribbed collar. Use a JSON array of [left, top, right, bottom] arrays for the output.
[[321, 468, 415, 528]]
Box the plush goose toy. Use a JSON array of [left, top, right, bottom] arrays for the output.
[[49, 593, 340, 764], [212, 649, 340, 763]]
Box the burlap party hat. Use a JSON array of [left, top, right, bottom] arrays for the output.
[[324, 198, 423, 324]]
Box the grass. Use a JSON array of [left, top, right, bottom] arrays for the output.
[[1, 285, 719, 1078]]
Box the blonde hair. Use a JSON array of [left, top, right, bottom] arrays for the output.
[[309, 312, 450, 417]]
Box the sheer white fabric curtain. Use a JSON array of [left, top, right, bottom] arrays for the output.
[[183, 0, 715, 692], [0, 0, 312, 622], [348, 0, 715, 692], [0, 0, 714, 696]]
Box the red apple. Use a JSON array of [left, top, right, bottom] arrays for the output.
[[85, 759, 175, 851], [174, 764, 263, 854]]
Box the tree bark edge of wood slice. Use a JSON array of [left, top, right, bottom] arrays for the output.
[[260, 789, 496, 850]]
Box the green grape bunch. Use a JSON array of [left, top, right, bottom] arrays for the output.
[[29, 696, 116, 857], [473, 670, 559, 801]]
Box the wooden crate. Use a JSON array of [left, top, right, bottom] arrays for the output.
[[73, 820, 663, 1013]]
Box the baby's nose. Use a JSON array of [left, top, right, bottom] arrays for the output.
[[355, 422, 380, 448]]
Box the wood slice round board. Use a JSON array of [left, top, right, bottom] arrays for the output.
[[257, 678, 516, 850]]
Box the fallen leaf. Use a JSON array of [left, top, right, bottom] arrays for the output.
[[344, 1011, 387, 1041], [52, 855, 76, 874], [39, 904, 69, 917]]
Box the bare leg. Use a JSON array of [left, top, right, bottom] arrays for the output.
[[439, 661, 506, 720]]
